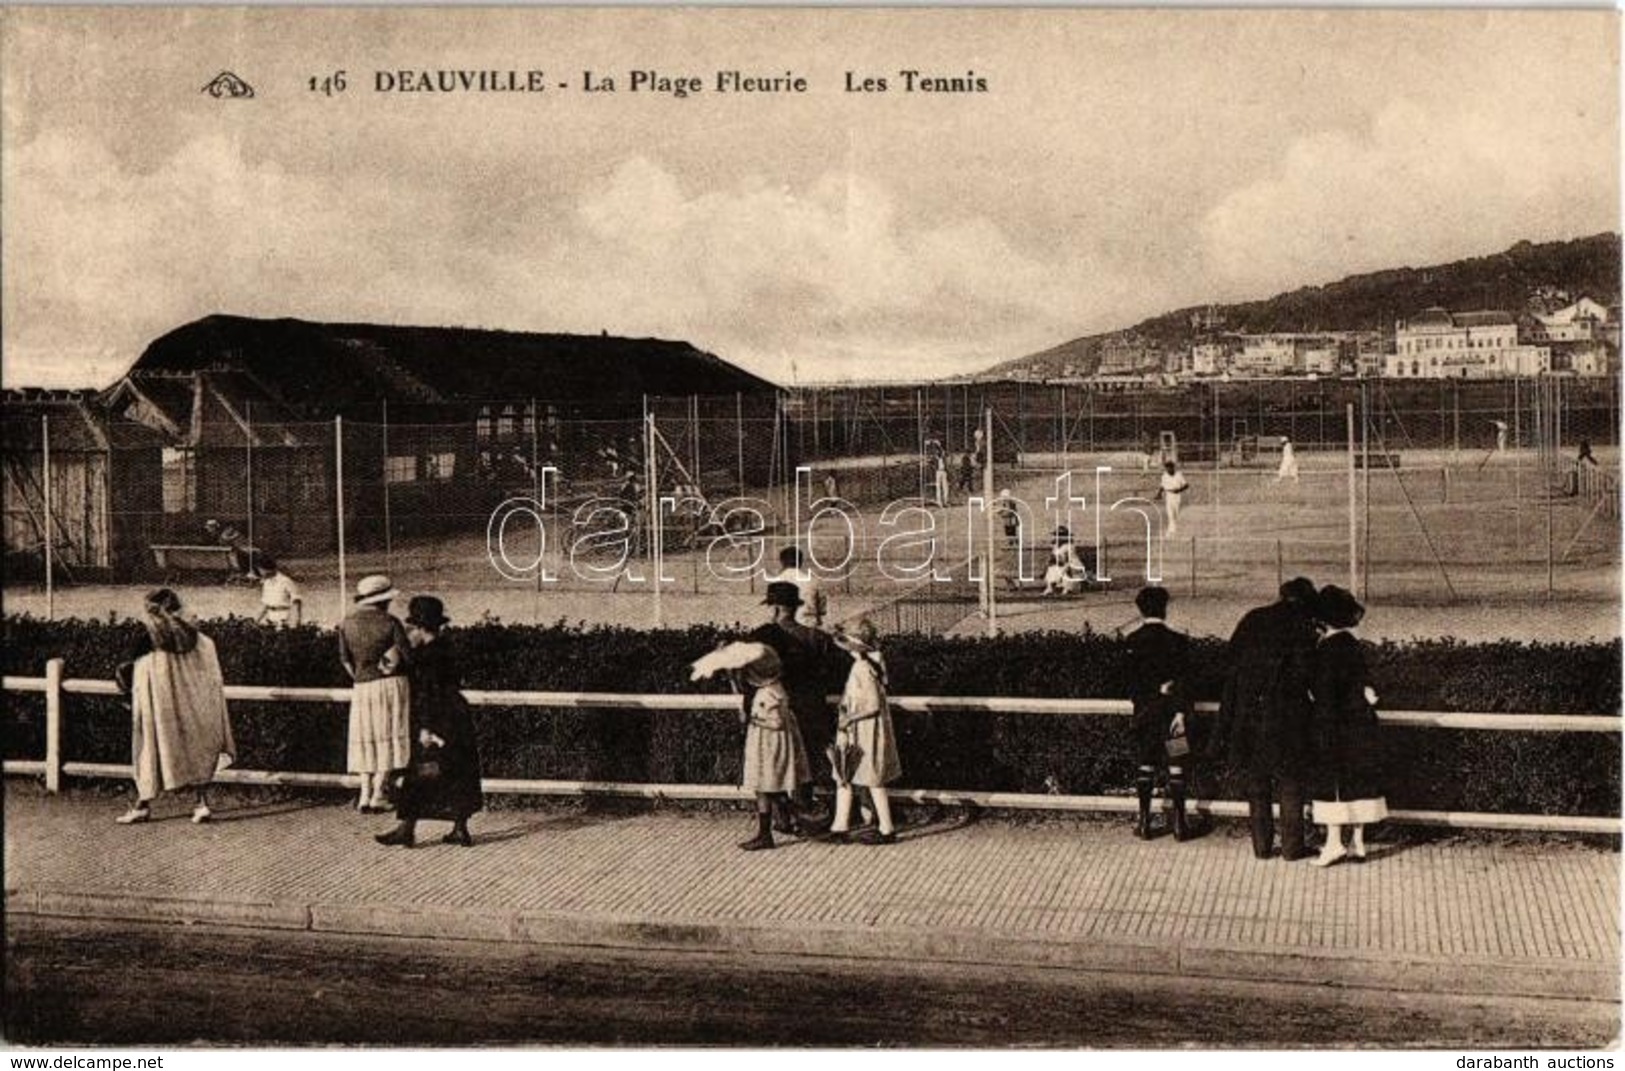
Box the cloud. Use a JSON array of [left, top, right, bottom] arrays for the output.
[[1198, 97, 1619, 301], [2, 134, 1083, 387], [552, 155, 1082, 381]]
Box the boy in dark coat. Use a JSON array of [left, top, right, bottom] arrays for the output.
[[1212, 577, 1320, 861], [1124, 586, 1194, 840]]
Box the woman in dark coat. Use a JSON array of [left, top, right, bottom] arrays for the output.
[[1308, 585, 1388, 867], [375, 597, 483, 848]]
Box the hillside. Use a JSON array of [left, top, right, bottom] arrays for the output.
[[987, 233, 1622, 379]]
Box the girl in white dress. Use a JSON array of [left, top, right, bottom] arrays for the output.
[[828, 620, 902, 845]]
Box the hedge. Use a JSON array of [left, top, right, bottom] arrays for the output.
[[2, 615, 1619, 817]]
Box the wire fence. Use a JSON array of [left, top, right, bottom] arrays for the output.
[[4, 377, 1618, 630]]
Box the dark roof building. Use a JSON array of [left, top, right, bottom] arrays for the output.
[[123, 314, 780, 417]]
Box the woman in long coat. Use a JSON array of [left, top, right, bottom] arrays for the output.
[[1308, 585, 1388, 867], [338, 575, 412, 813], [114, 589, 235, 824], [375, 596, 483, 848]]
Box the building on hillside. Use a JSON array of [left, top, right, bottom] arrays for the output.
[[1525, 297, 1613, 344], [101, 315, 782, 556], [1189, 342, 1228, 377], [2, 390, 166, 581], [1384, 308, 1550, 378], [1096, 336, 1164, 376]]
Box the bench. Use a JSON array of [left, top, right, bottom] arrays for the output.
[[151, 544, 243, 581], [1353, 453, 1402, 470]]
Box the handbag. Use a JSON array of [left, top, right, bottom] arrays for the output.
[[1165, 716, 1191, 759], [413, 746, 443, 781]]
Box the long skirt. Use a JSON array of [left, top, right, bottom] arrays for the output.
[[742, 714, 810, 795], [1311, 724, 1387, 825], [131, 641, 236, 800], [347, 676, 411, 773]]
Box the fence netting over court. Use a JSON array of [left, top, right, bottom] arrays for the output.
[[7, 377, 1618, 631]]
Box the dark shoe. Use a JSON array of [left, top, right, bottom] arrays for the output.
[[361, 805, 390, 815], [738, 832, 775, 851], [855, 828, 897, 846], [442, 827, 473, 848], [1281, 847, 1312, 862], [1172, 806, 1191, 842], [374, 825, 414, 847]]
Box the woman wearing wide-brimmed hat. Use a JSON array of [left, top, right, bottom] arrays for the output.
[[1308, 584, 1388, 867], [113, 588, 235, 825], [692, 641, 808, 851], [375, 596, 483, 848], [338, 575, 411, 813], [828, 619, 903, 845]]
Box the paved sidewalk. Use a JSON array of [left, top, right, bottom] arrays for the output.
[[4, 783, 1619, 1004]]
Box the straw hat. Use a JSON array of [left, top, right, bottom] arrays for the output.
[[833, 618, 880, 653], [354, 574, 398, 606]]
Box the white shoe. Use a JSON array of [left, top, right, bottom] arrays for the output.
[[1311, 843, 1348, 868], [191, 804, 213, 824], [116, 805, 151, 825]]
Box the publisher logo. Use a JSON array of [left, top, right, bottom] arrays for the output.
[[201, 71, 255, 99]]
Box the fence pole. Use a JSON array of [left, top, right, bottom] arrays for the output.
[[1188, 535, 1197, 597], [1453, 383, 1461, 460], [984, 405, 997, 637], [646, 410, 662, 628], [42, 415, 53, 621], [735, 392, 744, 495], [380, 399, 391, 573], [1346, 403, 1357, 593], [245, 400, 255, 575], [335, 416, 347, 613], [1514, 376, 1523, 554], [531, 398, 542, 598], [44, 656, 63, 793], [1361, 382, 1371, 600], [1546, 378, 1555, 598]]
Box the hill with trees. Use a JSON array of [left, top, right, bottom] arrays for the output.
[[986, 233, 1621, 379]]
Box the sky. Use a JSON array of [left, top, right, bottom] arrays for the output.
[[2, 7, 1618, 389]]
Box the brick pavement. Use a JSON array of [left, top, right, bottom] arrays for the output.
[[4, 783, 1619, 1002]]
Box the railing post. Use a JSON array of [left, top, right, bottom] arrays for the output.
[[44, 657, 63, 793]]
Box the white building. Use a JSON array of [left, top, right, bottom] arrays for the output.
[[1529, 297, 1611, 343], [1231, 336, 1298, 376], [1189, 342, 1227, 376], [1385, 308, 1550, 378]]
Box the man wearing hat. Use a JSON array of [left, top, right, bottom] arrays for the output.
[[1211, 577, 1320, 861], [338, 575, 412, 813], [1124, 586, 1194, 840], [746, 580, 836, 832]]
